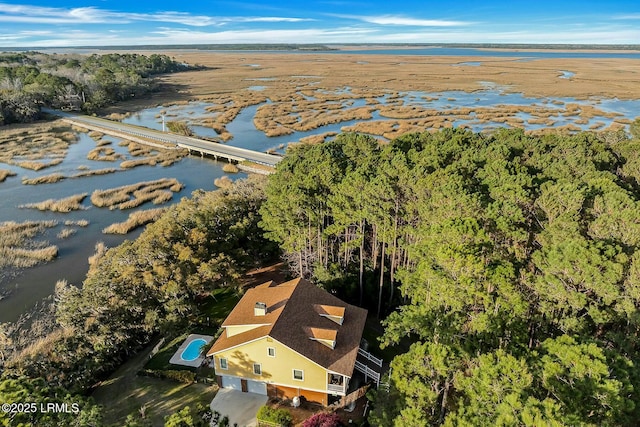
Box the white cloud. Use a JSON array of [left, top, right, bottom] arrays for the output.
[[0, 3, 312, 27], [333, 14, 471, 27], [358, 15, 470, 27], [613, 13, 640, 20]]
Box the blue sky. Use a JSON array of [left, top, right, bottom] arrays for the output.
[[1, 1, 640, 47]]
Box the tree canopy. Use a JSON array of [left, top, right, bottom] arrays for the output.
[[259, 128, 640, 426]]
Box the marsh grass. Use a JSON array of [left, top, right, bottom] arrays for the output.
[[0, 121, 77, 171], [95, 139, 113, 147], [22, 173, 66, 185], [0, 220, 58, 268], [88, 241, 107, 266], [16, 159, 63, 171], [91, 178, 183, 210], [222, 163, 239, 173], [19, 193, 88, 212], [72, 168, 119, 178], [120, 150, 185, 169], [102, 207, 167, 234], [0, 169, 17, 182], [57, 228, 76, 239], [87, 147, 125, 162], [214, 176, 232, 188], [65, 219, 89, 227]]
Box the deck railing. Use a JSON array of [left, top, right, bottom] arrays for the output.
[[327, 383, 345, 394], [358, 347, 383, 367]]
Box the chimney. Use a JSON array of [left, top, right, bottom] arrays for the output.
[[254, 302, 267, 316]]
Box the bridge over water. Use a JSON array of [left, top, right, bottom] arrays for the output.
[[45, 109, 283, 167]]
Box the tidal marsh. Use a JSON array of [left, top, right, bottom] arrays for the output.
[[102, 207, 167, 234], [90, 178, 184, 210], [19, 193, 88, 213], [0, 220, 59, 269]]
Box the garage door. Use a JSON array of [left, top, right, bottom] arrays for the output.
[[221, 376, 242, 390], [247, 380, 267, 395]]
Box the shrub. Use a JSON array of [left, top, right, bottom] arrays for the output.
[[138, 369, 195, 384], [256, 405, 292, 426], [302, 412, 344, 427]]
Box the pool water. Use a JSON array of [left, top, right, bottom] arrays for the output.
[[181, 338, 207, 361]]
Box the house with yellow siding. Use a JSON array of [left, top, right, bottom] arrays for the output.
[[207, 278, 368, 406]]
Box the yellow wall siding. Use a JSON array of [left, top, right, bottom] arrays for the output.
[[214, 337, 328, 392]]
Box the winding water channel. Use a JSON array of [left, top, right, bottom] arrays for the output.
[[1, 81, 640, 323]]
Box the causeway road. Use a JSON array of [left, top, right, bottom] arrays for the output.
[[45, 109, 283, 167]]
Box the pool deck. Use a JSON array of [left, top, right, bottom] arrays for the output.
[[169, 334, 214, 368]]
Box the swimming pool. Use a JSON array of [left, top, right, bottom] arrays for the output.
[[181, 338, 207, 361]]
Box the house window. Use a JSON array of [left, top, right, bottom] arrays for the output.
[[293, 369, 304, 381], [253, 363, 262, 375], [267, 347, 276, 357], [219, 358, 228, 370]]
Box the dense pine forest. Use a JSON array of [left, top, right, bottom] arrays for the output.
[[259, 126, 640, 426], [0, 52, 188, 124], [2, 125, 640, 425]]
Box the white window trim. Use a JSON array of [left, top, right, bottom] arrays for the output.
[[219, 357, 228, 370], [293, 369, 304, 381], [267, 347, 276, 357], [253, 363, 262, 375]]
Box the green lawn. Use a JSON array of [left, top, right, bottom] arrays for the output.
[[94, 287, 242, 426], [197, 287, 241, 324], [144, 334, 193, 372], [93, 341, 217, 426]]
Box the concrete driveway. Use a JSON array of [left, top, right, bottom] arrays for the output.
[[210, 388, 267, 427]]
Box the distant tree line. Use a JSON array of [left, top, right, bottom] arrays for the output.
[[0, 51, 192, 125], [259, 125, 640, 426]]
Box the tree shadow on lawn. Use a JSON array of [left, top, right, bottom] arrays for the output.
[[92, 340, 217, 426]]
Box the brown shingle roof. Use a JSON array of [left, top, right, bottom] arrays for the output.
[[207, 278, 368, 377]]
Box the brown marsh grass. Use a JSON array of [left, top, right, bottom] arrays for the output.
[[64, 219, 89, 227], [91, 178, 183, 210], [88, 131, 104, 139], [102, 207, 167, 234], [0, 121, 76, 171], [214, 176, 233, 188], [95, 139, 113, 147], [19, 193, 88, 213], [120, 150, 185, 169], [72, 168, 120, 178], [16, 159, 63, 171], [22, 173, 66, 185], [88, 241, 107, 266], [222, 163, 239, 173], [0, 220, 58, 268], [57, 228, 76, 239], [0, 170, 17, 182], [87, 147, 125, 162]]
